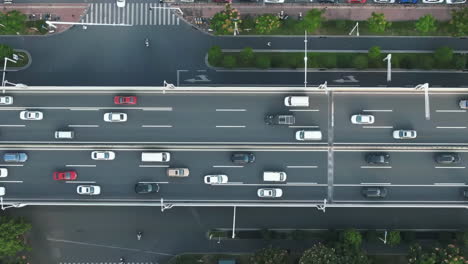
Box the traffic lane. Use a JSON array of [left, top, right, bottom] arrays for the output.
[[334, 186, 468, 202], [1, 149, 327, 199], [334, 151, 468, 185]]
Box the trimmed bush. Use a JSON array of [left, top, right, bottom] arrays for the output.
[[342, 229, 363, 249], [256, 55, 271, 69], [365, 230, 379, 243], [208, 46, 223, 65], [222, 55, 237, 68], [454, 55, 467, 70], [434, 46, 453, 67], [419, 56, 434, 70], [387, 231, 401, 246], [353, 55, 368, 69]]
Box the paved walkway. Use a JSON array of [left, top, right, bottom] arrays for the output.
[[0, 3, 88, 33], [176, 3, 460, 21]]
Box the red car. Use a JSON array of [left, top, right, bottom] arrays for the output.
[[114, 96, 137, 105], [53, 171, 77, 181], [349, 0, 366, 2], [213, 0, 231, 2]]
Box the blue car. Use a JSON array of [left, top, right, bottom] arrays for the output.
[[399, 0, 417, 3]]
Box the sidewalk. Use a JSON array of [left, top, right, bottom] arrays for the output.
[[176, 3, 460, 21], [0, 3, 88, 33]]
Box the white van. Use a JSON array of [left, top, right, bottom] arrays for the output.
[[295, 130, 322, 141], [55, 131, 74, 139], [284, 96, 309, 107], [141, 152, 171, 162], [263, 171, 287, 182]]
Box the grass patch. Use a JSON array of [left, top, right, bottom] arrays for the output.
[[4, 51, 30, 68]]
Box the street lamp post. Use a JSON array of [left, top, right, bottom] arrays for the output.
[[383, 54, 392, 82], [349, 22, 359, 36], [379, 230, 388, 244], [2, 57, 17, 87], [0, 197, 27, 211]]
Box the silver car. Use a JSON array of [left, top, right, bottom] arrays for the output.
[[77, 185, 101, 195], [20, 111, 43, 120], [91, 151, 115, 160], [204, 175, 228, 184], [392, 130, 417, 139], [257, 188, 283, 198], [0, 96, 13, 105], [103, 112, 127, 122]]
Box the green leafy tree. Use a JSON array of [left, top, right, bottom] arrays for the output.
[[353, 55, 368, 69], [256, 55, 271, 69], [255, 14, 280, 34], [300, 243, 341, 264], [335, 242, 372, 264], [367, 12, 391, 33], [299, 9, 324, 33], [342, 229, 363, 249], [250, 247, 288, 264], [0, 44, 14, 60], [408, 244, 466, 264], [415, 14, 438, 34], [210, 4, 240, 35], [434, 46, 453, 66], [0, 10, 27, 35], [368, 46, 381, 61], [318, 54, 337, 68], [419, 55, 434, 70], [208, 46, 223, 66], [222, 55, 236, 68], [239, 47, 254, 65], [454, 56, 466, 70], [449, 8, 468, 37], [0, 216, 32, 261], [387, 231, 401, 246]]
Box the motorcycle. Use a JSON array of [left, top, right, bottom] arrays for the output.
[[145, 38, 149, 47]]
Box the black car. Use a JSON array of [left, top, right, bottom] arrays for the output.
[[231, 153, 255, 164], [464, 189, 468, 199], [264, 114, 295, 125], [135, 183, 160, 194], [435, 153, 461, 164], [317, 0, 335, 3], [365, 153, 390, 165], [362, 187, 387, 198]]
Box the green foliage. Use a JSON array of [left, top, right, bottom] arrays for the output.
[[335, 20, 348, 30], [0, 10, 27, 35], [415, 14, 438, 34], [299, 9, 324, 33], [222, 55, 236, 68], [0, 44, 14, 60], [387, 231, 401, 246], [454, 55, 466, 70], [255, 14, 280, 34], [365, 230, 379, 243], [25, 19, 48, 34], [208, 46, 223, 66], [300, 243, 341, 264], [318, 53, 337, 68], [335, 242, 372, 264], [0, 216, 32, 260], [342, 229, 363, 249], [241, 15, 255, 31], [353, 55, 368, 69], [419, 55, 434, 70], [367, 12, 391, 33], [255, 55, 271, 69], [210, 4, 241, 35], [434, 46, 453, 66], [449, 8, 468, 37], [239, 47, 254, 65], [250, 247, 288, 264], [408, 243, 466, 264], [368, 46, 381, 61]]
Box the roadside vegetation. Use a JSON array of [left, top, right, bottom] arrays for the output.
[[0, 215, 32, 264], [209, 5, 468, 37], [208, 45, 467, 70], [0, 44, 30, 68], [0, 10, 48, 35], [170, 229, 468, 264]]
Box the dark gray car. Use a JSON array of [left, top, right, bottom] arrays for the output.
[[435, 153, 461, 164], [362, 187, 387, 198], [264, 114, 295, 125], [231, 153, 255, 164], [135, 183, 160, 194], [365, 153, 390, 165]]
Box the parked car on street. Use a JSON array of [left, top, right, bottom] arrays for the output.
[[398, 0, 417, 3], [116, 0, 125, 7], [446, 0, 466, 3], [264, 0, 285, 3]]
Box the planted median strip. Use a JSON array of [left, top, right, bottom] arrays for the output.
[[208, 46, 468, 70]]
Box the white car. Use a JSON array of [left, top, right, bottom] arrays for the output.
[[104, 112, 127, 122], [351, 114, 375, 125], [77, 185, 101, 195], [0, 187, 5, 196], [446, 0, 466, 3], [393, 130, 417, 139], [116, 0, 125, 7], [20, 111, 43, 120], [373, 0, 396, 2], [204, 175, 228, 184], [257, 188, 283, 198], [0, 168, 7, 178], [91, 151, 115, 160], [422, 0, 443, 3], [0, 96, 13, 105], [264, 0, 285, 3]]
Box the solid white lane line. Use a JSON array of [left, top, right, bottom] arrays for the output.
[[68, 125, 99, 128], [434, 183, 466, 185], [363, 126, 393, 129], [216, 109, 246, 112], [213, 165, 244, 168], [289, 125, 319, 128], [335, 183, 466, 187], [0, 180, 23, 183], [66, 165, 96, 167], [0, 125, 26, 127], [436, 110, 466, 113], [220, 183, 323, 186], [435, 166, 465, 169], [289, 109, 320, 112], [69, 181, 96, 184], [0, 164, 23, 167], [69, 108, 99, 111], [287, 165, 318, 168], [436, 126, 466, 129], [361, 166, 392, 169], [139, 181, 169, 184], [139, 165, 169, 168], [215, 126, 246, 128], [362, 109, 393, 112], [141, 125, 172, 128], [142, 107, 173, 111], [361, 182, 391, 185]]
